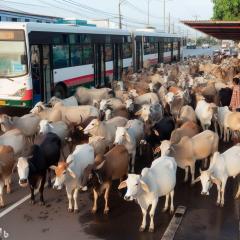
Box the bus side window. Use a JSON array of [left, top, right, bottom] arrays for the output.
[[31, 45, 41, 96]]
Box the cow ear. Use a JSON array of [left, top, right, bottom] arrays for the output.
[[118, 181, 127, 189], [135, 109, 142, 116], [210, 176, 221, 186], [66, 160, 73, 167], [67, 168, 77, 179], [140, 180, 150, 192], [49, 165, 56, 170], [192, 176, 201, 184], [125, 132, 131, 142], [153, 129, 159, 136]]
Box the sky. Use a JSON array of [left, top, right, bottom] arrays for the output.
[[0, 0, 214, 37]]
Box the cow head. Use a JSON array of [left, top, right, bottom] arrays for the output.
[[135, 105, 151, 122], [17, 157, 31, 187], [50, 160, 74, 190], [30, 101, 46, 114], [114, 127, 130, 145], [39, 120, 51, 135], [83, 119, 99, 135], [125, 99, 134, 112], [118, 174, 150, 201]]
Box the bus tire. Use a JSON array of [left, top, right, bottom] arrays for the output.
[[54, 84, 67, 99]]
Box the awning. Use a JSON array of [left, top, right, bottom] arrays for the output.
[[182, 20, 240, 40]]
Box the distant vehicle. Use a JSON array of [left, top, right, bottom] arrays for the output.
[[221, 48, 230, 56], [213, 49, 220, 56], [202, 43, 210, 49], [186, 42, 196, 49]]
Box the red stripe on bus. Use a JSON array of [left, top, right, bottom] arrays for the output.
[[21, 89, 33, 101], [63, 74, 94, 86]]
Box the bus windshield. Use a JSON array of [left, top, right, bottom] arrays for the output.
[[0, 30, 27, 78]]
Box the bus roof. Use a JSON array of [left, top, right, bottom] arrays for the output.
[[0, 22, 131, 36], [134, 30, 181, 38]]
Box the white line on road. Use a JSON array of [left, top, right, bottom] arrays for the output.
[[0, 179, 55, 219], [161, 205, 186, 240]]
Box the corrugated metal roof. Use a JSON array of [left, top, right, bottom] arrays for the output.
[[182, 20, 240, 40]]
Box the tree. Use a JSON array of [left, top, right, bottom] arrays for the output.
[[212, 0, 240, 20]]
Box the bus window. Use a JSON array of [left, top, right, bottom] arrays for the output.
[[144, 42, 151, 55], [53, 45, 69, 69], [0, 30, 27, 77], [105, 44, 113, 62], [82, 45, 93, 65], [70, 45, 82, 66], [123, 43, 132, 59]]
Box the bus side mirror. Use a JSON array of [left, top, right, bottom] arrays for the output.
[[21, 55, 27, 65]]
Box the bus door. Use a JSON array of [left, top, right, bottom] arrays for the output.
[[94, 44, 105, 87], [30, 45, 52, 104], [136, 41, 142, 71], [113, 43, 122, 80], [171, 42, 174, 62], [159, 41, 164, 63]]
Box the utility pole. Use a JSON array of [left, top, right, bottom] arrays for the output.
[[163, 0, 166, 32], [193, 15, 200, 44], [168, 12, 170, 33], [119, 0, 122, 29]]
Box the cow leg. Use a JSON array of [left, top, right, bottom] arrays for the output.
[[39, 174, 46, 205], [149, 198, 158, 232], [162, 194, 169, 212], [104, 183, 111, 214], [169, 190, 174, 214], [203, 158, 208, 169], [66, 186, 73, 212], [30, 185, 35, 204], [220, 179, 227, 207], [139, 206, 147, 232], [0, 181, 4, 208], [5, 177, 11, 194], [47, 169, 52, 188], [184, 166, 189, 182], [131, 150, 136, 173], [73, 188, 79, 213], [190, 164, 195, 185], [92, 188, 98, 214], [216, 183, 221, 206]]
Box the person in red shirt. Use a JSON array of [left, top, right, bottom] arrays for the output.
[[230, 77, 240, 112]]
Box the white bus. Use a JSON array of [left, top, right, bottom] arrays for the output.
[[0, 22, 182, 108]]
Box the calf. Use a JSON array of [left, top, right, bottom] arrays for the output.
[[194, 145, 240, 207], [0, 146, 15, 208], [119, 156, 177, 232], [82, 145, 129, 214], [17, 133, 61, 205], [51, 144, 95, 212]]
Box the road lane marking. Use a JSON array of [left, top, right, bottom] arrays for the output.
[[0, 179, 55, 219], [161, 205, 186, 240]]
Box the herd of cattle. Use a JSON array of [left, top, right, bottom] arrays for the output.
[[1, 56, 240, 232]]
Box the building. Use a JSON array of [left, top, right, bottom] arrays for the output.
[[0, 6, 62, 23]]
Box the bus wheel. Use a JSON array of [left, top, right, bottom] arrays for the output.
[[54, 84, 66, 99]]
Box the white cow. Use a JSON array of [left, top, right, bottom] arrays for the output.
[[51, 144, 94, 212], [195, 97, 216, 130], [194, 145, 240, 207], [119, 156, 177, 232]]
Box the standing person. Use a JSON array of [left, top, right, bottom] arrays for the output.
[[230, 77, 240, 112]]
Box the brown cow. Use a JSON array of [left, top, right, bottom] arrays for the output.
[[81, 145, 129, 214], [0, 145, 15, 207]]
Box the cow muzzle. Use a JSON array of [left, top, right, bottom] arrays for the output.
[[53, 184, 62, 190], [201, 191, 209, 196], [124, 195, 133, 201], [19, 179, 28, 187]]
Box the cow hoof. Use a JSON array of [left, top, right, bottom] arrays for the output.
[[29, 200, 35, 205], [74, 209, 79, 214], [139, 227, 145, 232], [104, 209, 109, 215], [91, 209, 97, 214], [0, 205, 4, 209], [220, 203, 224, 208], [170, 209, 174, 215], [47, 184, 52, 189], [68, 208, 73, 213], [39, 201, 45, 206], [216, 202, 220, 206], [148, 228, 154, 233]]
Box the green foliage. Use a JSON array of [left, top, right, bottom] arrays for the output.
[[212, 0, 240, 20]]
